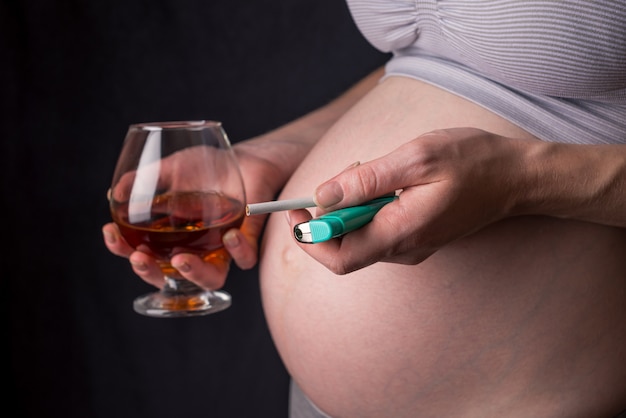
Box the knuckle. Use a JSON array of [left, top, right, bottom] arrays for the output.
[[327, 257, 351, 275], [348, 163, 381, 198]]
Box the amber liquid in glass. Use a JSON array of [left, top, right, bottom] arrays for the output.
[[111, 191, 245, 279]]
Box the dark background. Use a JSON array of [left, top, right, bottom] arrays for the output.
[[2, 1, 387, 417]]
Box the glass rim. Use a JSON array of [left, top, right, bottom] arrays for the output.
[[129, 120, 222, 131]]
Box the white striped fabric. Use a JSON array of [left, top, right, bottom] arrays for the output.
[[346, 0, 626, 144]]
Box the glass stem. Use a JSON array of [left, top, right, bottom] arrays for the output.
[[162, 277, 203, 296]]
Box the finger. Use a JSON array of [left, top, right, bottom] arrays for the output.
[[287, 207, 314, 229], [314, 148, 417, 210], [288, 208, 355, 274], [335, 198, 433, 270], [128, 251, 167, 288], [102, 223, 134, 258], [222, 227, 258, 270], [170, 252, 230, 290], [223, 208, 269, 270], [103, 223, 166, 288]]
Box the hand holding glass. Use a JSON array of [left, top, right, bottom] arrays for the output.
[[109, 121, 246, 318]]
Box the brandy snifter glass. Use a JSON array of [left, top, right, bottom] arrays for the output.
[[109, 120, 246, 318]]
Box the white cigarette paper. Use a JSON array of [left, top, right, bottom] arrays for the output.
[[246, 197, 316, 216]]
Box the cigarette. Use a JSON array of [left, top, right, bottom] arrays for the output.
[[246, 197, 316, 216]]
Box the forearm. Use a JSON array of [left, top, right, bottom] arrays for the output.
[[235, 67, 385, 190], [514, 140, 626, 227]]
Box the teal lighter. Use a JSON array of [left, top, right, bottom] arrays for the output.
[[293, 196, 397, 244]]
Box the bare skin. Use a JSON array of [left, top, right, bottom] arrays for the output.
[[263, 77, 626, 417], [103, 72, 626, 417]]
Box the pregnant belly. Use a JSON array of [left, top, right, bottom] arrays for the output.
[[261, 215, 626, 417], [259, 77, 626, 417]]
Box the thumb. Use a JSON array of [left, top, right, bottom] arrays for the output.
[[314, 155, 406, 210]]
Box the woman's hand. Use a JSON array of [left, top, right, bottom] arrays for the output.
[[103, 139, 288, 290], [287, 127, 535, 274]]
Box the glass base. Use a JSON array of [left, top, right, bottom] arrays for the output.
[[133, 282, 232, 318]]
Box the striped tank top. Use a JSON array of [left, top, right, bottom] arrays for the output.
[[346, 0, 626, 144]]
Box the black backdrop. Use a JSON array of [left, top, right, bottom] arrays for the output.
[[2, 1, 388, 417]]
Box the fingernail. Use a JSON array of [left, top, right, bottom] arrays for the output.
[[315, 181, 344, 208], [342, 161, 360, 172], [103, 230, 116, 244], [173, 262, 191, 273], [223, 230, 240, 248], [130, 260, 148, 272]]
